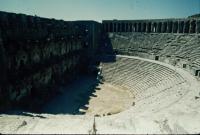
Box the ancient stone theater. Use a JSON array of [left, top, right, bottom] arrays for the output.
[[0, 11, 200, 134]]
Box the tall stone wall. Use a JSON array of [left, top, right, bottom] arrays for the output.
[[0, 11, 101, 111], [102, 19, 200, 33], [73, 21, 102, 65]]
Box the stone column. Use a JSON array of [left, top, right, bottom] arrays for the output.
[[178, 21, 184, 33], [157, 22, 162, 33], [129, 23, 132, 32], [131, 23, 134, 32], [107, 23, 110, 32], [126, 23, 128, 32], [147, 22, 151, 33], [136, 23, 138, 32], [130, 23, 133, 32], [152, 22, 157, 33], [136, 23, 139, 32], [125, 22, 127, 32], [161, 22, 167, 33], [114, 23, 116, 32], [125, 23, 127, 32], [183, 20, 190, 33], [125, 23, 128, 32], [123, 23, 125, 32], [138, 23, 141, 32], [128, 23, 131, 32], [117, 23, 120, 32], [128, 23, 130, 32], [132, 23, 135, 32], [119, 22, 122, 32], [112, 22, 115, 32], [189, 20, 196, 33], [108, 22, 110, 32], [196, 20, 200, 33], [121, 22, 124, 32], [144, 22, 147, 32], [167, 21, 172, 33], [115, 23, 118, 32], [151, 22, 154, 32], [172, 21, 178, 33], [110, 22, 113, 32], [145, 22, 148, 32], [120, 22, 122, 32], [141, 22, 144, 32], [134, 23, 137, 32]]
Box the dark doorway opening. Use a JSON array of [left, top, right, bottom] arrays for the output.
[[155, 56, 159, 61], [183, 64, 186, 68], [195, 70, 200, 76]]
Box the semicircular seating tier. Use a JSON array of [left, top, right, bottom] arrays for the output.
[[101, 56, 189, 112]]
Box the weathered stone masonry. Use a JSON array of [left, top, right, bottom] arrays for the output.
[[0, 11, 101, 110], [102, 19, 200, 78], [103, 19, 200, 33], [0, 11, 199, 111]]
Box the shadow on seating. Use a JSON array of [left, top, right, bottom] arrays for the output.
[[0, 75, 101, 115]]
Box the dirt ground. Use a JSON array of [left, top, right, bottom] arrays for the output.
[[82, 83, 134, 116]]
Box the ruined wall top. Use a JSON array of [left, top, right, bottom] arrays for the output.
[[102, 18, 200, 23], [102, 18, 200, 33]]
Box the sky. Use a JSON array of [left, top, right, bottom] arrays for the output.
[[0, 0, 199, 22]]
